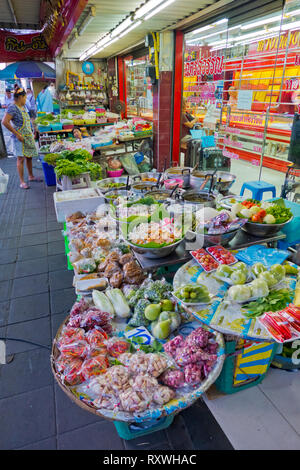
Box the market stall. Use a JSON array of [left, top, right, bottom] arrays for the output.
[[49, 164, 300, 437]]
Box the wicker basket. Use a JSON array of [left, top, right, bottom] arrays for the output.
[[51, 315, 225, 423]]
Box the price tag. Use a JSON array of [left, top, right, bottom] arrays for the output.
[[124, 326, 154, 346], [251, 159, 260, 166]]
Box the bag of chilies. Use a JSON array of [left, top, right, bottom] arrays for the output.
[[259, 304, 300, 342]]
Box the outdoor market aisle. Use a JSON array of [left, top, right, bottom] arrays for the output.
[[204, 366, 300, 450], [0, 157, 232, 451]]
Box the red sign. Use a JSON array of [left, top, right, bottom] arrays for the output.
[[184, 55, 224, 77], [0, 30, 51, 61], [249, 30, 300, 55], [285, 78, 299, 91]]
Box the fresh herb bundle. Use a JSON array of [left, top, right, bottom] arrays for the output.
[[243, 288, 293, 318]]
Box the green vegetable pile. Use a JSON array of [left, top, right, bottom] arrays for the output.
[[242, 288, 293, 318], [174, 284, 211, 304], [264, 203, 293, 224], [44, 149, 102, 181]]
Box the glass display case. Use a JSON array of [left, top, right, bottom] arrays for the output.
[[182, 0, 300, 173], [124, 56, 153, 121]]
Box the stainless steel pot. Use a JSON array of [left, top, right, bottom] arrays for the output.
[[132, 172, 162, 184], [212, 171, 236, 194], [178, 189, 217, 208], [144, 189, 176, 203], [131, 182, 157, 195], [96, 176, 131, 193], [164, 167, 192, 189]]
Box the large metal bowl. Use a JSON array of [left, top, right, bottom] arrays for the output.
[[203, 227, 240, 247], [97, 176, 131, 193], [242, 217, 293, 237], [180, 189, 218, 208], [185, 226, 240, 247], [132, 172, 162, 184], [212, 171, 236, 194], [127, 238, 183, 258]]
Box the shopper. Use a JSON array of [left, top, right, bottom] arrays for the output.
[[2, 87, 41, 189], [26, 87, 37, 119], [36, 84, 54, 113], [3, 89, 14, 109]]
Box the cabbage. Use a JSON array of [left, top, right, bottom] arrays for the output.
[[240, 208, 252, 218], [216, 264, 233, 278], [105, 288, 131, 318], [270, 264, 286, 281], [252, 262, 266, 277], [231, 202, 243, 217], [249, 278, 269, 298], [233, 262, 248, 274], [258, 271, 278, 287], [230, 270, 247, 285], [228, 284, 252, 302]]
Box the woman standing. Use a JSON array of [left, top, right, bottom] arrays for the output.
[[2, 87, 40, 189]]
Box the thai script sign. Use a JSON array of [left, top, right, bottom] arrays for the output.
[[0, 30, 51, 61], [184, 56, 224, 77]]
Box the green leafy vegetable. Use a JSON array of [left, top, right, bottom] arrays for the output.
[[265, 204, 293, 224], [126, 336, 163, 353], [243, 288, 292, 318]]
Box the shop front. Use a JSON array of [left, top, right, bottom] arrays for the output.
[[179, 0, 300, 174], [124, 55, 153, 121]]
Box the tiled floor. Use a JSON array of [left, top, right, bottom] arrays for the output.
[[0, 157, 233, 450]]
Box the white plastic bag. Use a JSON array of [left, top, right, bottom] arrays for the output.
[[0, 168, 9, 194]]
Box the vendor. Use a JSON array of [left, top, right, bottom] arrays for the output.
[[72, 127, 82, 140], [181, 98, 199, 149]]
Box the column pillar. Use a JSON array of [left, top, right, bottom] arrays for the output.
[[152, 31, 175, 171]]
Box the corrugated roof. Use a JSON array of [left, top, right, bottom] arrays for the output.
[[0, 0, 41, 30], [64, 0, 223, 59]]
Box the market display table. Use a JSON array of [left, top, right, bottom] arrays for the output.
[[134, 230, 287, 272]]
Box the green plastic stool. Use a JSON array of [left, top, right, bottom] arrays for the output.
[[114, 415, 174, 440]]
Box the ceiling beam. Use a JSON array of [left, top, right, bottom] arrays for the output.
[[0, 22, 40, 30], [6, 0, 18, 26], [166, 0, 236, 30]]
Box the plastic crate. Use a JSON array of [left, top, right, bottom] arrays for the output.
[[38, 125, 52, 132], [51, 123, 63, 131], [63, 226, 74, 271], [39, 156, 56, 186], [214, 338, 278, 394], [114, 415, 174, 440]]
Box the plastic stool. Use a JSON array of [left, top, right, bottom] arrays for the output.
[[114, 415, 174, 440], [240, 181, 276, 201]]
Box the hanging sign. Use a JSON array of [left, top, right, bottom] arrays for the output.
[[0, 30, 51, 61]]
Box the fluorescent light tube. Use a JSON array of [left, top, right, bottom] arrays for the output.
[[111, 16, 133, 38], [215, 18, 228, 25], [192, 18, 227, 35], [241, 15, 282, 30], [119, 21, 141, 38], [135, 0, 165, 19], [190, 24, 241, 43], [144, 0, 176, 20]]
